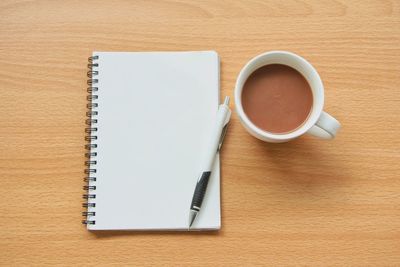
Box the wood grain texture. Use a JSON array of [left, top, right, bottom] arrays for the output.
[[1, 0, 399, 266]]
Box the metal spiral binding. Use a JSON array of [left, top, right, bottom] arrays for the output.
[[82, 55, 99, 226]]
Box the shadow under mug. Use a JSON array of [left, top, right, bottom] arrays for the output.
[[234, 51, 341, 143]]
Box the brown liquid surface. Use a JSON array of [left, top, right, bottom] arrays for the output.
[[241, 64, 313, 134]]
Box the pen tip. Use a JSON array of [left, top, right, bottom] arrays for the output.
[[188, 210, 197, 230]]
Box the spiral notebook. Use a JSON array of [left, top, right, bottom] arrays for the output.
[[83, 51, 221, 230]]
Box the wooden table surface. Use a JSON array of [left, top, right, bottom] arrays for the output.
[[1, 0, 399, 266]]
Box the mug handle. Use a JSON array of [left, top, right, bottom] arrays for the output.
[[307, 111, 341, 139]]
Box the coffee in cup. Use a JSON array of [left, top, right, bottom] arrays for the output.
[[241, 64, 313, 134]]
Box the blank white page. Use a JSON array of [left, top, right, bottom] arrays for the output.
[[86, 51, 220, 230]]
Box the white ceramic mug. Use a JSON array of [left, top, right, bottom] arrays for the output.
[[234, 51, 341, 143]]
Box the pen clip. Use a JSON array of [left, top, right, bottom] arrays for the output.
[[217, 123, 229, 152]]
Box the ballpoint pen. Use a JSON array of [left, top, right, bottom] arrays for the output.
[[188, 96, 231, 229]]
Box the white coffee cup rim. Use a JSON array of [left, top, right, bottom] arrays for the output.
[[234, 51, 324, 141]]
